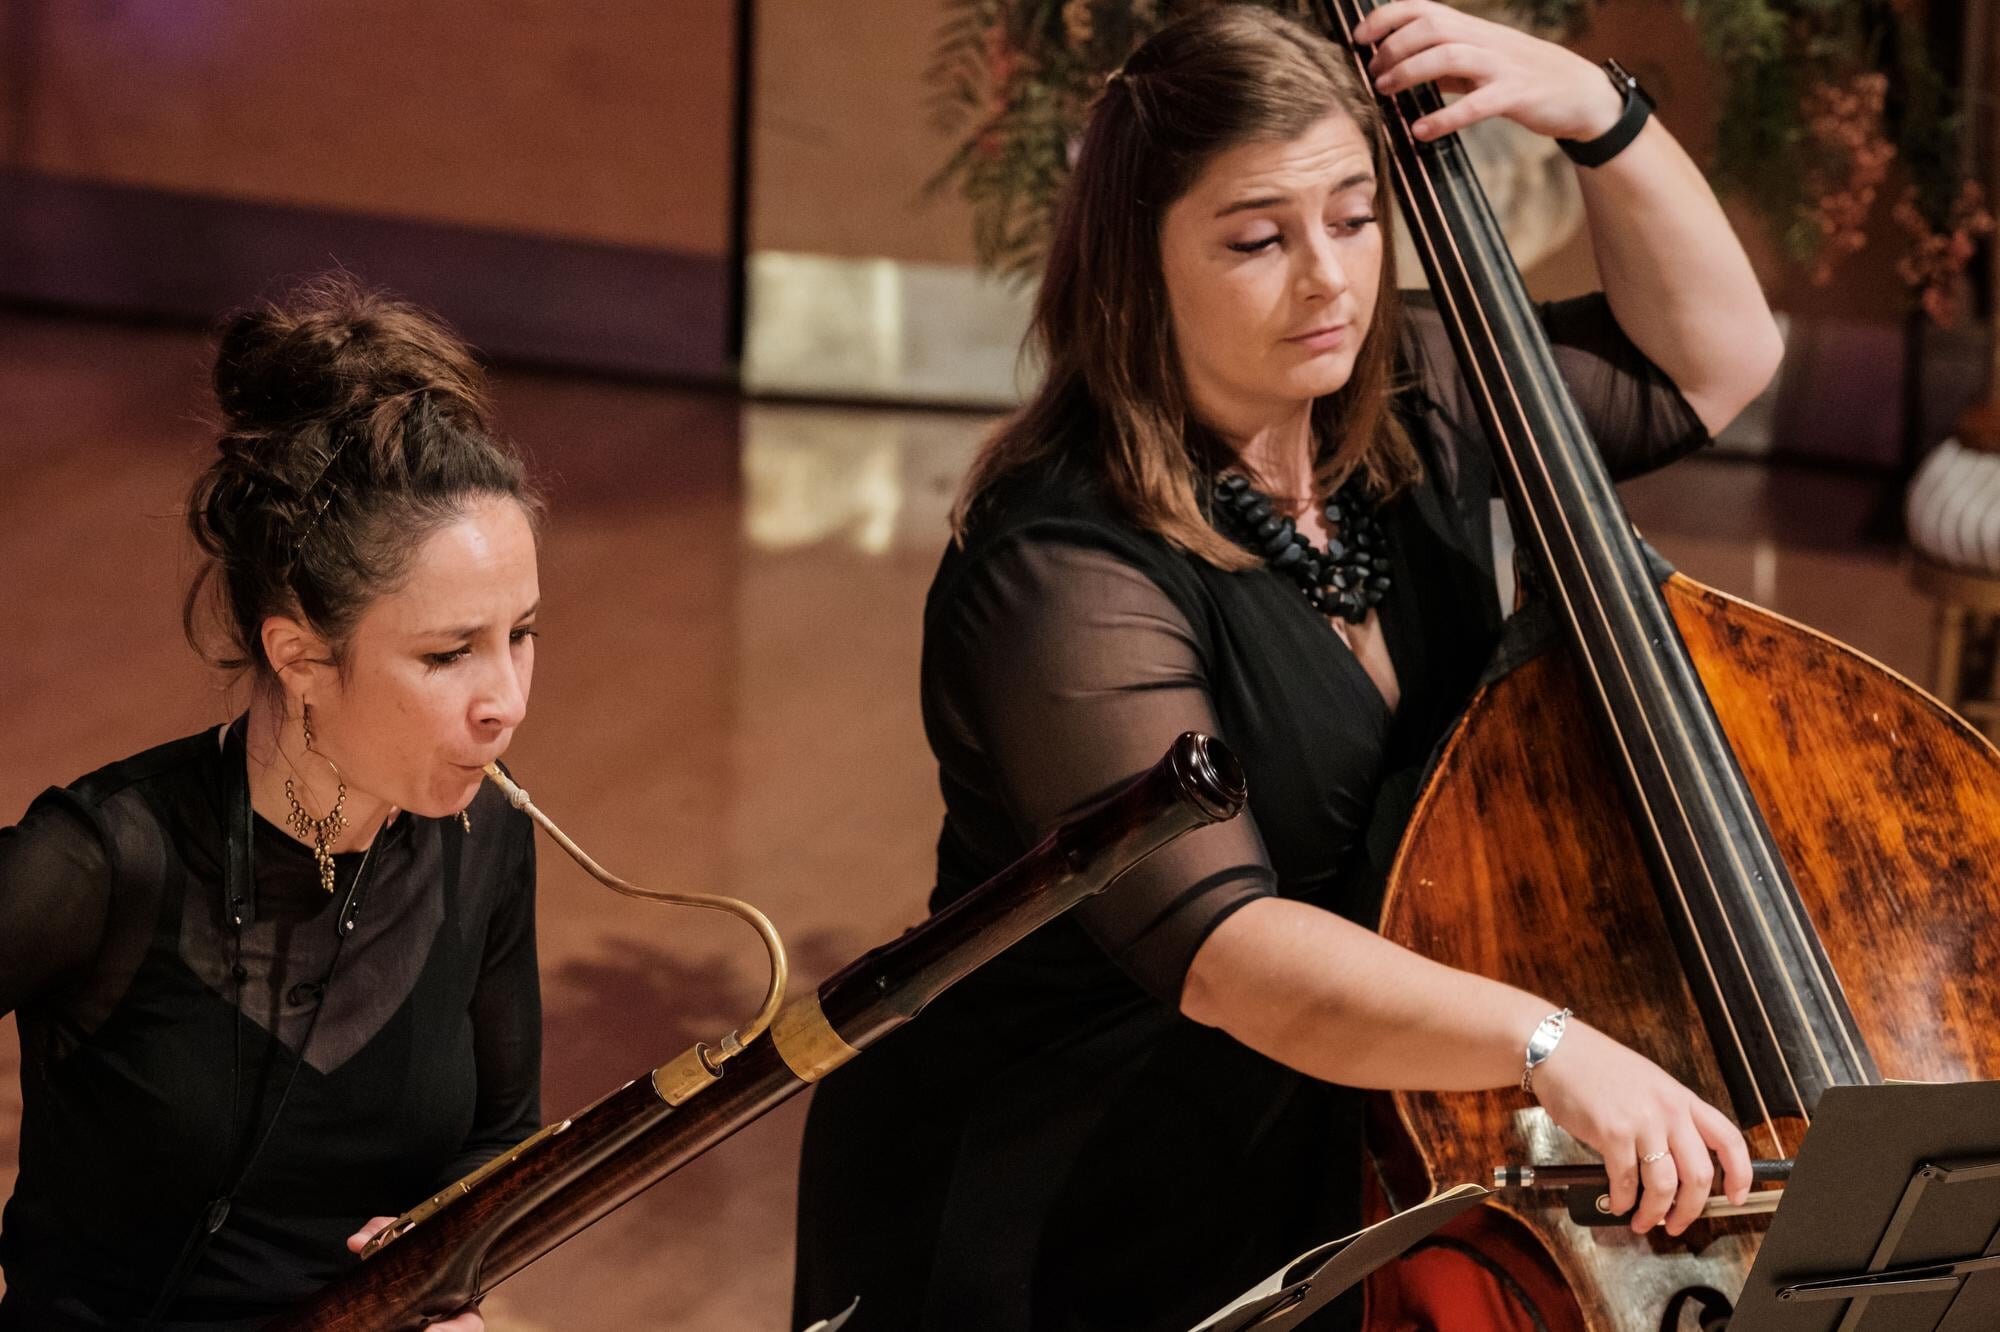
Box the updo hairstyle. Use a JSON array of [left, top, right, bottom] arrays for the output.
[[183, 275, 542, 681]]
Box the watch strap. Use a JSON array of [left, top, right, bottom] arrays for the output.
[[1558, 58, 1653, 169]]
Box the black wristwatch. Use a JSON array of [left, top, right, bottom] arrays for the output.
[[1557, 58, 1653, 169]]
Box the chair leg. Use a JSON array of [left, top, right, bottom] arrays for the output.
[[1935, 602, 1969, 706], [1978, 615, 2000, 745]]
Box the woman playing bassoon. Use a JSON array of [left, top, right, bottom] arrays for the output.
[[0, 278, 543, 1331]]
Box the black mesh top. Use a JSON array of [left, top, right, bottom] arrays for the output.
[[925, 294, 1707, 1004], [793, 293, 1712, 1332], [0, 722, 540, 1330]]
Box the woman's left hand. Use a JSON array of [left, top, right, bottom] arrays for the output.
[[1352, 0, 1622, 144], [346, 1217, 485, 1331]]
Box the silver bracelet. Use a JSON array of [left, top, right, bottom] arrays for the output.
[[1521, 1007, 1572, 1093]]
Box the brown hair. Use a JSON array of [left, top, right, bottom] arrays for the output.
[[951, 3, 1419, 568], [184, 274, 542, 680]]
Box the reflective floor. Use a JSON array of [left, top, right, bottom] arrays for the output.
[[0, 307, 1943, 1329]]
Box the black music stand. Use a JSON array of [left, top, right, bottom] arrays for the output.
[[798, 1297, 858, 1331], [1189, 1183, 1490, 1331], [1728, 1081, 2000, 1332]]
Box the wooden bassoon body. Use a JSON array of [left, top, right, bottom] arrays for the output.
[[264, 733, 1245, 1332]]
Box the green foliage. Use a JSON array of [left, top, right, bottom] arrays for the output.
[[925, 0, 1982, 303], [923, 0, 1311, 279]]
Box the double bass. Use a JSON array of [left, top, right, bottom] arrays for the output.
[[1309, 1, 2000, 1328]]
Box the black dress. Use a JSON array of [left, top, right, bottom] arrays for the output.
[[0, 722, 541, 1330], [792, 295, 1711, 1332]]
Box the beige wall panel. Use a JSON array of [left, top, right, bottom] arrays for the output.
[[752, 0, 976, 264], [12, 0, 733, 255]]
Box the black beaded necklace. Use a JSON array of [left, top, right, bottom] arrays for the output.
[[1210, 472, 1392, 624]]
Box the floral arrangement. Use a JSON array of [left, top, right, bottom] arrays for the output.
[[926, 0, 1991, 322]]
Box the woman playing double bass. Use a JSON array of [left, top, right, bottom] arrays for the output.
[[795, 3, 1780, 1329]]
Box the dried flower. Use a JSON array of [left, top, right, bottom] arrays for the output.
[[1800, 73, 1895, 286], [1064, 0, 1095, 50], [985, 22, 1019, 105], [1893, 180, 1995, 326]]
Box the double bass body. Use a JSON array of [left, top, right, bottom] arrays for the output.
[[1294, 4, 2000, 1327], [1377, 575, 2000, 1330]]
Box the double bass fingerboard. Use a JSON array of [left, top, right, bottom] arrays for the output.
[[1312, 0, 1878, 1126]]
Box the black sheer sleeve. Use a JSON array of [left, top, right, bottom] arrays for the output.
[[434, 813, 542, 1185], [0, 794, 111, 1020], [930, 535, 1275, 1006], [1405, 291, 1712, 482]]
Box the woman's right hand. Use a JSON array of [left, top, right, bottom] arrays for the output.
[[1527, 1019, 1753, 1236]]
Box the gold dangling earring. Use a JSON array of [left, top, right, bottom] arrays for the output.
[[459, 810, 472, 834], [285, 702, 349, 894]]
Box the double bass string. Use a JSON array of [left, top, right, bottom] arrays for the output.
[[1350, 0, 1869, 1118], [1308, 2, 1794, 1135], [1368, 131, 1825, 1132], [1411, 65, 1870, 1104], [1314, 0, 1846, 1157], [1349, 7, 1833, 1141]]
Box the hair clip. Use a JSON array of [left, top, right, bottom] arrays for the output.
[[291, 433, 356, 556]]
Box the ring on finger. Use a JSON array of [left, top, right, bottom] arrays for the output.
[[1640, 1150, 1670, 1165]]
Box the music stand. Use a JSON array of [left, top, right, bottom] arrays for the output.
[[1728, 1081, 2000, 1332], [798, 1297, 858, 1332], [1189, 1183, 1490, 1331]]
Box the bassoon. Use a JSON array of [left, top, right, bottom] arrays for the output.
[[266, 731, 1246, 1332]]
